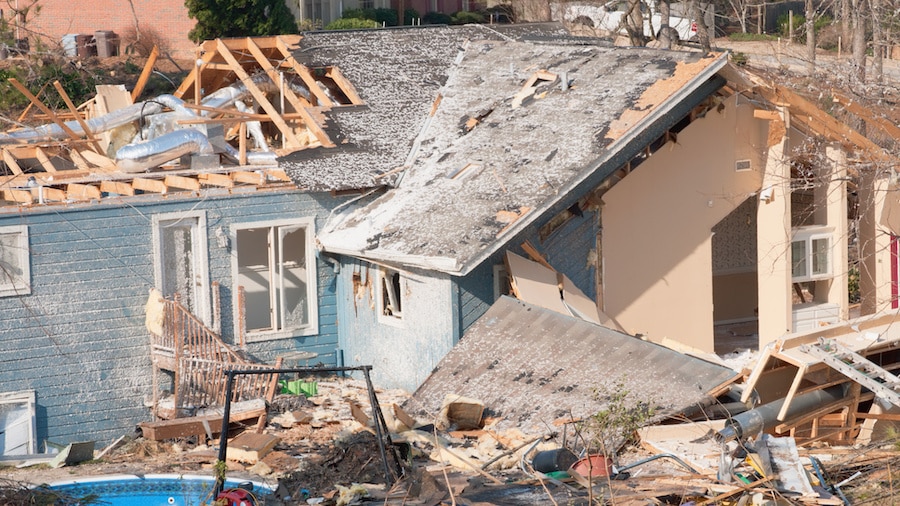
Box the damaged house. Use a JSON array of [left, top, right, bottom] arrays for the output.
[[317, 37, 900, 399], [0, 25, 555, 453]]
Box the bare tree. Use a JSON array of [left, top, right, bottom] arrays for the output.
[[626, 0, 646, 46], [805, 0, 815, 75], [658, 0, 673, 49], [870, 0, 884, 85], [691, 0, 711, 52], [513, 0, 552, 23], [851, 0, 867, 83]]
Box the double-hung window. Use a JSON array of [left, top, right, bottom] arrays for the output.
[[791, 226, 833, 282], [0, 225, 30, 297], [235, 219, 317, 339]]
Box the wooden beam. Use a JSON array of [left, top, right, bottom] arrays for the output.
[[325, 66, 364, 105], [39, 186, 67, 202], [2, 149, 24, 175], [34, 148, 58, 173], [139, 407, 266, 441], [69, 150, 93, 171], [8, 78, 83, 143], [245, 37, 334, 148], [164, 174, 201, 191], [833, 91, 900, 141], [2, 189, 33, 204], [275, 36, 333, 106], [66, 183, 102, 200], [197, 172, 235, 187], [132, 177, 168, 193], [521, 240, 555, 271], [265, 168, 291, 182], [173, 48, 219, 100], [131, 45, 159, 102], [216, 38, 304, 149], [231, 170, 265, 185], [100, 180, 136, 196], [53, 80, 104, 154]]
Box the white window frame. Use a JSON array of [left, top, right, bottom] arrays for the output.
[[151, 211, 211, 325], [0, 390, 37, 456], [377, 267, 404, 325], [0, 225, 30, 297], [791, 226, 833, 282], [232, 218, 318, 341]]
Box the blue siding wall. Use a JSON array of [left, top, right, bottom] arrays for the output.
[[454, 209, 600, 338], [0, 189, 345, 447], [335, 259, 455, 392]]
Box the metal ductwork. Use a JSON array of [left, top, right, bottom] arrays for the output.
[[116, 129, 215, 173], [715, 384, 849, 443], [0, 101, 165, 145]]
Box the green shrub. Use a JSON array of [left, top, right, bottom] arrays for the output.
[[404, 8, 420, 25], [727, 32, 778, 42], [325, 17, 379, 30], [451, 10, 484, 24], [423, 11, 452, 25]]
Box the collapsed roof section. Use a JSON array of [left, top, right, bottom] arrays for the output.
[[409, 296, 738, 434], [278, 25, 575, 192], [0, 35, 362, 209], [317, 41, 729, 274]]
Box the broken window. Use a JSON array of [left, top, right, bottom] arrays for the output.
[[0, 390, 36, 456], [236, 219, 316, 338], [791, 226, 832, 282], [152, 212, 210, 325], [0, 225, 30, 297], [378, 268, 403, 320]]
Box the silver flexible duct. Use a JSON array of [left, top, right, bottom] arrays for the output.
[[115, 129, 214, 173], [0, 100, 165, 145]]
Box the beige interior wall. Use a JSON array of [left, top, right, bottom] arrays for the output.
[[756, 136, 792, 344], [601, 95, 766, 352], [825, 146, 849, 318]]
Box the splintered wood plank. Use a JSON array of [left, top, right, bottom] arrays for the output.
[[265, 169, 291, 182], [53, 80, 103, 154], [164, 175, 201, 191], [216, 38, 303, 149], [197, 172, 235, 187], [2, 149, 24, 175], [231, 171, 264, 185], [173, 49, 219, 100], [79, 149, 116, 170], [34, 148, 58, 173], [100, 180, 135, 196], [66, 183, 101, 200], [132, 178, 168, 194], [2, 189, 33, 204], [275, 37, 333, 106], [131, 45, 159, 102], [225, 432, 280, 464], [244, 37, 333, 148], [69, 150, 93, 171]]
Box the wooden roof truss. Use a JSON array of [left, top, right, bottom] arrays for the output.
[[1, 35, 363, 208]]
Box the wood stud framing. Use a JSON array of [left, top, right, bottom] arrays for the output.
[[1, 35, 356, 208]]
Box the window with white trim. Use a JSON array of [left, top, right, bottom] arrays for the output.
[[791, 226, 833, 282], [0, 390, 36, 456], [235, 219, 317, 339], [0, 225, 30, 297], [378, 267, 404, 320]]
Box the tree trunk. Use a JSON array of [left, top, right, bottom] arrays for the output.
[[852, 0, 867, 83], [659, 0, 672, 49], [805, 0, 815, 75], [627, 0, 645, 46], [692, 0, 711, 52], [842, 0, 852, 54], [871, 0, 883, 85]]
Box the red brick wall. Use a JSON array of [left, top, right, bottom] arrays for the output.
[[16, 0, 198, 59]]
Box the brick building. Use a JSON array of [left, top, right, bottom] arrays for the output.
[[6, 0, 197, 59]]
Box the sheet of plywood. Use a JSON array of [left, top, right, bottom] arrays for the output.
[[637, 420, 725, 475], [506, 251, 569, 316], [561, 274, 602, 325]]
